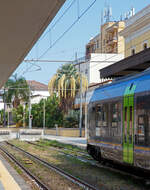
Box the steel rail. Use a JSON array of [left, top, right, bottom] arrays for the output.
[[42, 139, 88, 155], [19, 142, 150, 186], [25, 141, 146, 181], [0, 144, 50, 190], [26, 141, 91, 161], [6, 142, 98, 190]]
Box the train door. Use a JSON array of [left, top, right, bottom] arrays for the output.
[[123, 84, 136, 164]]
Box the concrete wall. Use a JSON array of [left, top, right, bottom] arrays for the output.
[[0, 129, 16, 141], [0, 128, 85, 141], [19, 129, 43, 141], [45, 128, 85, 137]]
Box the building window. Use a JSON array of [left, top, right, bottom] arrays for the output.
[[97, 40, 99, 49], [143, 43, 148, 50], [131, 48, 135, 55]]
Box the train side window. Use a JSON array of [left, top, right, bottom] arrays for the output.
[[101, 104, 108, 127], [110, 102, 121, 128], [109, 102, 121, 143], [95, 103, 109, 137], [95, 105, 102, 127], [136, 95, 150, 146]]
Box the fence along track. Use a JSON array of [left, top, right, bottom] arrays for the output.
[[0, 144, 50, 190], [6, 141, 98, 190]]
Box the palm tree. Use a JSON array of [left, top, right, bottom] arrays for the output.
[[4, 74, 29, 108], [48, 64, 88, 112]]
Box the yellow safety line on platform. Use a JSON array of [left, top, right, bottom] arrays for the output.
[[0, 160, 21, 190]]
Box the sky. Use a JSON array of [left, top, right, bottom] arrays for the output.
[[14, 0, 150, 84]]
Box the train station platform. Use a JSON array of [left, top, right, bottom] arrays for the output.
[[0, 154, 31, 190], [44, 135, 87, 149]]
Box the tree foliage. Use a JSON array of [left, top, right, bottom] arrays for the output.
[[12, 95, 79, 128], [31, 95, 63, 128], [12, 95, 63, 128], [4, 74, 29, 108], [12, 105, 28, 127], [63, 110, 79, 128], [48, 64, 88, 113]]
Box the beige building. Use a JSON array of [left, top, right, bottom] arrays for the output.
[[86, 21, 125, 58], [86, 34, 101, 59], [120, 4, 150, 57]]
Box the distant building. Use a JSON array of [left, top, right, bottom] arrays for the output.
[[99, 5, 150, 79], [75, 53, 124, 84], [120, 4, 150, 57], [102, 21, 125, 54], [86, 34, 101, 59], [82, 20, 125, 85], [86, 21, 125, 59], [27, 80, 49, 104]]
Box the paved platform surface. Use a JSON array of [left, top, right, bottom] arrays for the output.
[[0, 154, 31, 190], [44, 135, 87, 149]]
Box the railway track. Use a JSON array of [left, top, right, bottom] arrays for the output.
[[5, 141, 98, 190], [26, 141, 94, 164], [25, 141, 150, 183], [0, 144, 50, 190], [39, 139, 89, 156], [24, 140, 150, 186]]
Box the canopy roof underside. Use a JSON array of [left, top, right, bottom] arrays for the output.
[[0, 0, 65, 88]]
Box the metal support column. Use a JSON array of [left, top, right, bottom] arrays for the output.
[[28, 87, 32, 129]]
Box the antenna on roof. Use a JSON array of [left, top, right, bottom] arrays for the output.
[[124, 7, 135, 20], [101, 9, 103, 25], [120, 14, 123, 21], [103, 4, 113, 23]]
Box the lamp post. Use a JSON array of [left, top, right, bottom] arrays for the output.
[[43, 98, 45, 130], [28, 86, 32, 129], [3, 88, 7, 127], [79, 73, 83, 137], [42, 96, 47, 132], [23, 103, 26, 128], [6, 103, 12, 128]]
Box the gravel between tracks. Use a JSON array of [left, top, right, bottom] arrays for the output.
[[9, 140, 150, 190]]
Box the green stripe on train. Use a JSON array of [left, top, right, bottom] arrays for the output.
[[123, 84, 136, 164]]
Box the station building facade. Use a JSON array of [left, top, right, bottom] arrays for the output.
[[120, 4, 150, 57]]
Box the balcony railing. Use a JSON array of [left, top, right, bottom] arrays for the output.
[[73, 55, 90, 65]]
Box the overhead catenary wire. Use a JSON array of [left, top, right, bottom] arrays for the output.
[[39, 0, 97, 59], [24, 59, 74, 63], [18, 36, 150, 87], [4, 87, 84, 91], [38, 0, 77, 43], [81, 35, 150, 70], [19, 1, 96, 77], [24, 35, 150, 71]]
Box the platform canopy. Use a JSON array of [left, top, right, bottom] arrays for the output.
[[0, 0, 65, 88], [100, 48, 150, 78]]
